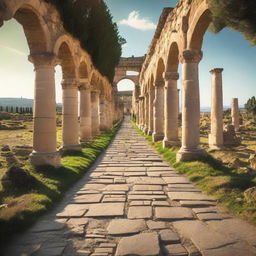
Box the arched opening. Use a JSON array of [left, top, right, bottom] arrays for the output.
[[117, 78, 135, 114], [155, 58, 165, 84], [0, 6, 48, 151], [79, 61, 88, 79]]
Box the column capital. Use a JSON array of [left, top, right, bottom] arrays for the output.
[[61, 78, 79, 89], [210, 68, 224, 74], [28, 52, 58, 68], [180, 50, 203, 64], [164, 72, 179, 81], [154, 80, 165, 87], [139, 95, 145, 100], [91, 89, 100, 95], [79, 81, 91, 91]]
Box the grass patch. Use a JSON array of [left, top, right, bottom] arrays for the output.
[[132, 121, 256, 225], [0, 121, 121, 246]]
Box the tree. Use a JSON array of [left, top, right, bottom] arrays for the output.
[[245, 96, 256, 115], [45, 0, 125, 82], [209, 0, 256, 45]]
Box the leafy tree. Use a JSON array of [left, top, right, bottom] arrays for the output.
[[45, 0, 125, 82], [245, 96, 256, 115], [208, 0, 256, 45]]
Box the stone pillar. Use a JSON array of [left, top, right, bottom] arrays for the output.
[[136, 99, 140, 125], [139, 96, 145, 129], [148, 87, 155, 135], [143, 93, 149, 134], [177, 50, 205, 162], [91, 90, 100, 136], [99, 94, 107, 131], [29, 53, 60, 167], [152, 81, 165, 142], [231, 98, 240, 131], [163, 72, 180, 148], [61, 79, 81, 151], [209, 68, 224, 150], [79, 82, 92, 142]]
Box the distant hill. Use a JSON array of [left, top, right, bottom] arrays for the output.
[[0, 98, 62, 108]]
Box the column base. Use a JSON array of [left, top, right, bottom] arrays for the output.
[[143, 126, 148, 134], [147, 130, 153, 136], [152, 132, 164, 142], [208, 144, 224, 151], [208, 134, 224, 151], [60, 144, 82, 152], [30, 151, 61, 167], [163, 138, 181, 148], [176, 147, 207, 162]]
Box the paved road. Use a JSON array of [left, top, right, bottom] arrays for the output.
[[4, 117, 256, 256]]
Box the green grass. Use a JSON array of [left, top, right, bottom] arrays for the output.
[[0, 121, 121, 246], [132, 121, 256, 225]]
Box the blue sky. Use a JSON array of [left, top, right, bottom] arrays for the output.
[[0, 0, 255, 107]]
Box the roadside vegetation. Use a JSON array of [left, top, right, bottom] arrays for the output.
[[0, 120, 121, 247], [132, 120, 256, 225]]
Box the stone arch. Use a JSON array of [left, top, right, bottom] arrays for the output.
[[155, 58, 165, 84], [90, 71, 99, 90], [6, 3, 50, 54], [166, 42, 180, 72], [187, 3, 211, 50], [55, 40, 76, 79]]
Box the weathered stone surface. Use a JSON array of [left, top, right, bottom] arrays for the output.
[[103, 184, 129, 191], [196, 212, 223, 221], [127, 177, 165, 185], [167, 192, 213, 201], [133, 185, 163, 191], [155, 207, 194, 220], [128, 194, 167, 201], [107, 219, 146, 235], [192, 207, 217, 214], [128, 206, 152, 219], [179, 200, 216, 207], [173, 220, 235, 251], [73, 194, 103, 203], [115, 232, 160, 256], [164, 244, 188, 256], [159, 229, 180, 244], [163, 177, 190, 184], [30, 220, 66, 233], [57, 204, 88, 218], [147, 220, 166, 230], [85, 203, 125, 217]]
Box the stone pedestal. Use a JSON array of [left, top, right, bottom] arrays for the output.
[[177, 50, 206, 162], [148, 88, 155, 135], [163, 72, 180, 148], [79, 82, 92, 142], [61, 79, 81, 151], [231, 98, 239, 131], [208, 68, 224, 150], [91, 90, 100, 136], [152, 81, 164, 142], [28, 53, 61, 167]]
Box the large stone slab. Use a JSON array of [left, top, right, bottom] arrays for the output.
[[163, 177, 191, 184], [159, 229, 180, 244], [173, 220, 236, 251], [30, 220, 66, 233], [73, 194, 103, 203], [128, 206, 152, 219], [85, 203, 125, 217], [115, 232, 160, 256], [133, 185, 163, 191], [164, 244, 188, 256], [167, 192, 213, 201], [107, 219, 146, 235], [155, 207, 194, 220], [127, 177, 165, 185], [57, 204, 88, 218], [103, 184, 129, 191]]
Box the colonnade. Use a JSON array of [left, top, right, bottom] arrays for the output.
[[135, 49, 240, 162], [29, 53, 116, 167]]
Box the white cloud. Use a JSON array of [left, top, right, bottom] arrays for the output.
[[0, 44, 26, 56], [119, 11, 156, 31]]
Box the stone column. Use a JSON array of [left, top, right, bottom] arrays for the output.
[[177, 50, 205, 162], [136, 99, 140, 125], [99, 94, 107, 131], [163, 72, 180, 148], [231, 98, 239, 131], [143, 93, 149, 134], [91, 90, 100, 136], [29, 53, 60, 167], [139, 96, 144, 129], [79, 81, 92, 142], [152, 81, 165, 142], [61, 79, 81, 151], [148, 87, 155, 135], [209, 68, 224, 150]]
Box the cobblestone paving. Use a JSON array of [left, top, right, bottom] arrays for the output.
[[4, 117, 256, 256]]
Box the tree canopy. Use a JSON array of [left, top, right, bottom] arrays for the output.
[[208, 0, 256, 46], [45, 0, 125, 82], [245, 96, 256, 115]]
